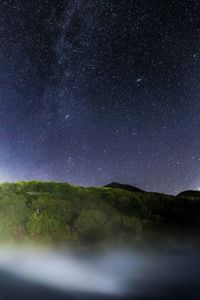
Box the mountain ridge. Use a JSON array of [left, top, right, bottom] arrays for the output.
[[177, 190, 200, 198], [104, 182, 145, 193]]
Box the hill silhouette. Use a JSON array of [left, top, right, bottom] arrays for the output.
[[104, 182, 145, 193], [177, 190, 200, 198]]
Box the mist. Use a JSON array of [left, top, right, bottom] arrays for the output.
[[0, 246, 199, 300]]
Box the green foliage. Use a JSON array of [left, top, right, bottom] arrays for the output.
[[0, 181, 199, 248], [0, 191, 31, 241], [74, 209, 108, 242]]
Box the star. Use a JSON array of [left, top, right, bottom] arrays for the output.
[[65, 114, 70, 120], [136, 78, 143, 83]]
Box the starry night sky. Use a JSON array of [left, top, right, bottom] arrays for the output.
[[0, 0, 200, 194]]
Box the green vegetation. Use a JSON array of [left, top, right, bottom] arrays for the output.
[[0, 181, 199, 249]]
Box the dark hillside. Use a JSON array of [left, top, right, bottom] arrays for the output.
[[177, 190, 200, 198], [104, 182, 144, 193], [0, 181, 199, 250]]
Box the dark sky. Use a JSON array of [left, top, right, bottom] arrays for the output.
[[0, 0, 200, 194]]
